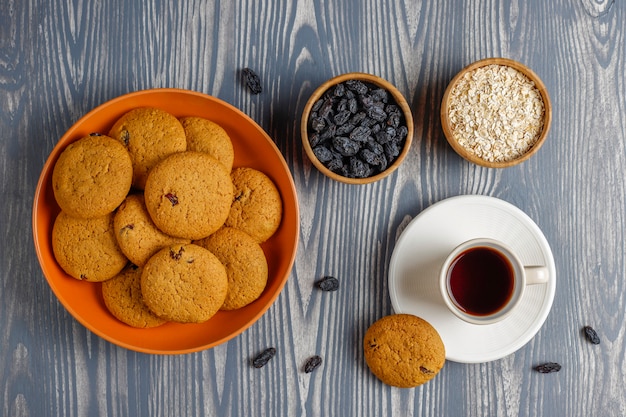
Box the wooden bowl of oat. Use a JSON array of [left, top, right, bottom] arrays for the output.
[[440, 58, 552, 168]]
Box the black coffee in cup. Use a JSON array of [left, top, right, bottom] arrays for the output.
[[446, 246, 515, 316]]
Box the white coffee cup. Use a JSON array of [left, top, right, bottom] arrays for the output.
[[439, 238, 548, 325]]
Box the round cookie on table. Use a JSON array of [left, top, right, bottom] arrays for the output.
[[196, 227, 268, 310], [108, 107, 187, 190], [363, 314, 445, 388], [143, 151, 234, 240], [180, 116, 235, 172], [52, 211, 128, 282], [114, 193, 190, 267], [52, 134, 133, 219], [225, 167, 282, 243], [140, 243, 228, 323], [102, 265, 167, 328]]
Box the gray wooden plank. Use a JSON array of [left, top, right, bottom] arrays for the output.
[[1, 0, 626, 415]]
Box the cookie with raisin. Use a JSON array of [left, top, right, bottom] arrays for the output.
[[140, 244, 228, 323], [52, 211, 128, 282], [363, 314, 445, 388], [225, 167, 282, 243], [114, 193, 190, 267], [143, 151, 233, 240], [108, 107, 187, 189], [52, 134, 132, 218]]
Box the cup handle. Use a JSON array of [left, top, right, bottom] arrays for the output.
[[524, 266, 549, 285]]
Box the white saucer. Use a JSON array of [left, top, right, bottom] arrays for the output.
[[388, 195, 556, 363]]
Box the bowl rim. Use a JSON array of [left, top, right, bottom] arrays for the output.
[[300, 72, 414, 184], [32, 87, 300, 354], [440, 57, 552, 168]]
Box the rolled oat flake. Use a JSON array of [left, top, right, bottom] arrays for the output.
[[448, 64, 545, 163]]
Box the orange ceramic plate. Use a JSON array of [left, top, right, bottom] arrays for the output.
[[32, 89, 299, 354]]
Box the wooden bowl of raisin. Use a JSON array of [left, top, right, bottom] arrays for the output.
[[301, 73, 414, 184]]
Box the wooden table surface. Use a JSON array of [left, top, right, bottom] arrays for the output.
[[2, 0, 625, 415]]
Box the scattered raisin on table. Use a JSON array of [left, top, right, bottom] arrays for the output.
[[583, 326, 601, 345], [252, 347, 276, 368], [304, 355, 322, 373], [242, 68, 262, 94], [316, 276, 339, 291], [534, 362, 561, 373]]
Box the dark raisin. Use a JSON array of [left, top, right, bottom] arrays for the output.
[[326, 157, 344, 172], [120, 130, 130, 146], [318, 124, 336, 141], [347, 157, 372, 178], [534, 362, 561, 373], [348, 97, 358, 113], [345, 79, 368, 95], [359, 149, 384, 167], [242, 68, 262, 94], [336, 123, 355, 136], [349, 126, 371, 143], [332, 136, 360, 156], [378, 154, 389, 171], [385, 104, 399, 114], [119, 224, 134, 235], [169, 246, 184, 261], [336, 98, 348, 112], [311, 98, 324, 113], [397, 125, 408, 140], [252, 347, 276, 368], [165, 193, 179, 206], [384, 141, 401, 160], [313, 146, 334, 163], [316, 276, 339, 291], [333, 110, 351, 126], [367, 104, 387, 122], [304, 355, 322, 373], [79, 274, 87, 280], [360, 116, 378, 128], [366, 139, 384, 155], [318, 99, 334, 119], [310, 117, 326, 132], [386, 111, 401, 128], [360, 94, 375, 108], [371, 88, 388, 102], [349, 111, 367, 126], [583, 326, 601, 345], [333, 83, 345, 97], [309, 133, 323, 148], [419, 366, 434, 375], [375, 128, 393, 145]]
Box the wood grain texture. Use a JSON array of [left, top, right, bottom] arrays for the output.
[[1, 0, 626, 416]]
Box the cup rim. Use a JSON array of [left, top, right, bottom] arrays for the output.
[[439, 238, 526, 325]]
